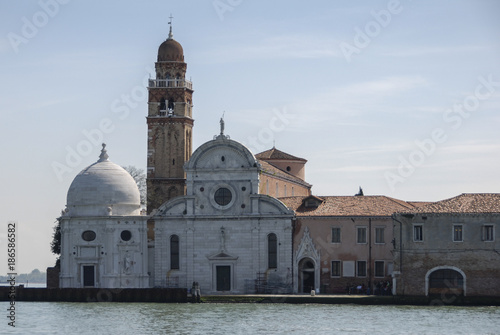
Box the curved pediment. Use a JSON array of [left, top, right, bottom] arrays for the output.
[[186, 137, 258, 171], [254, 195, 294, 215], [155, 197, 187, 216]]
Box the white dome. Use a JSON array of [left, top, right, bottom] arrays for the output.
[[66, 145, 141, 216]]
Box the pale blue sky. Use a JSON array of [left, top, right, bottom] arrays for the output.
[[1, 0, 499, 273]]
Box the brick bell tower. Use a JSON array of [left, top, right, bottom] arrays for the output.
[[146, 22, 194, 215]]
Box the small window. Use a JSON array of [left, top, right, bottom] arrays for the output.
[[375, 227, 385, 244], [82, 230, 96, 242], [414, 225, 423, 242], [331, 261, 341, 277], [268, 233, 277, 269], [482, 225, 494, 241], [375, 261, 385, 277], [331, 227, 341, 243], [357, 227, 367, 244], [214, 188, 232, 206], [170, 235, 179, 270], [121, 230, 132, 242], [453, 225, 463, 242], [286, 166, 291, 172], [357, 261, 367, 277]]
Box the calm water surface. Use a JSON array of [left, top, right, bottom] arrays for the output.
[[4, 302, 500, 334]]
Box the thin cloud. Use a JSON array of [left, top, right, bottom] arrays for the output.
[[197, 34, 342, 63], [379, 45, 490, 57]]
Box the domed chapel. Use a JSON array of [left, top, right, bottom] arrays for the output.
[[59, 24, 308, 292]]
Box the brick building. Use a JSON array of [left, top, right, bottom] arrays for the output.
[[392, 193, 500, 297], [281, 195, 423, 294]]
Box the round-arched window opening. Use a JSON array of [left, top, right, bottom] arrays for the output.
[[121, 230, 132, 242], [82, 230, 96, 242], [214, 187, 232, 206], [286, 166, 291, 172]]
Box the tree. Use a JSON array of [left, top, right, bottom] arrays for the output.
[[123, 165, 146, 205], [50, 218, 61, 268]]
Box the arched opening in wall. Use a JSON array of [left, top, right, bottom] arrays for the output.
[[268, 233, 277, 269], [170, 235, 179, 270], [167, 99, 174, 115], [166, 73, 171, 87], [159, 98, 166, 115], [428, 268, 465, 296], [298, 258, 315, 293]]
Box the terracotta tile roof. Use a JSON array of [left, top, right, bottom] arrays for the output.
[[279, 195, 418, 217], [399, 193, 500, 214], [407, 201, 433, 208], [258, 160, 311, 187], [256, 147, 307, 162]]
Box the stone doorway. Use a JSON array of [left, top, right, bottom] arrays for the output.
[[216, 265, 231, 291], [299, 258, 315, 293], [82, 265, 95, 287]]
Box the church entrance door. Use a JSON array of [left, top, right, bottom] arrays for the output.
[[299, 258, 315, 293], [83, 265, 95, 287], [216, 266, 231, 291]]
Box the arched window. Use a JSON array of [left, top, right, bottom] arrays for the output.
[[170, 235, 179, 270], [268, 233, 277, 269], [159, 98, 166, 113], [429, 268, 464, 295], [168, 99, 174, 113]]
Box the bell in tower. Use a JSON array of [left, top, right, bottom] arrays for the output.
[[146, 18, 194, 215]]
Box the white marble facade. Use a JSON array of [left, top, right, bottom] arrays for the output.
[[152, 133, 294, 294], [59, 145, 149, 288]]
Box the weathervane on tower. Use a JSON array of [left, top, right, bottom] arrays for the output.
[[168, 13, 174, 40]]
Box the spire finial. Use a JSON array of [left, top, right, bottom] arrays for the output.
[[168, 14, 174, 40], [98, 143, 109, 162]]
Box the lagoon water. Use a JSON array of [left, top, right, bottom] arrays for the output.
[[4, 302, 500, 334]]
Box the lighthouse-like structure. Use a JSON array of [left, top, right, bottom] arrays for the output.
[[146, 22, 194, 215]]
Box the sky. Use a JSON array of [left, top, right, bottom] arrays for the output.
[[0, 0, 499, 274]]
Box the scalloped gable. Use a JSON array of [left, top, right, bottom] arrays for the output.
[[186, 137, 258, 171], [155, 197, 187, 216], [256, 195, 294, 215]]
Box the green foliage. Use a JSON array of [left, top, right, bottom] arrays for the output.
[[50, 219, 61, 268]]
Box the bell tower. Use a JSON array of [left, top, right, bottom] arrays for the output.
[[146, 21, 194, 214]]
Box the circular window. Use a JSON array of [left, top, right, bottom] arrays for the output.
[[121, 230, 132, 241], [82, 230, 96, 242], [214, 188, 232, 206]]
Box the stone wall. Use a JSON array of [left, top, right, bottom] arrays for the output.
[[393, 214, 500, 297]]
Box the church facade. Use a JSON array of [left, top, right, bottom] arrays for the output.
[[152, 131, 294, 293]]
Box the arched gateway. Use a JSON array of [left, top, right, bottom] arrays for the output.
[[426, 266, 466, 296]]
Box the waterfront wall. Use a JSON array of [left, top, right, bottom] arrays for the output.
[[0, 287, 187, 303]]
